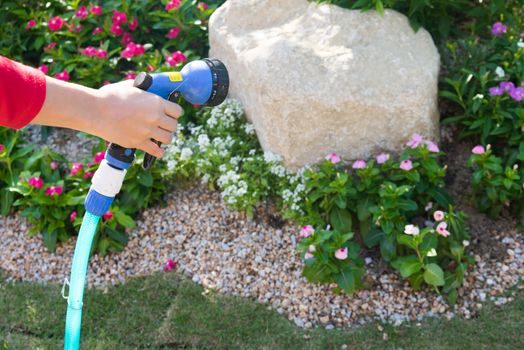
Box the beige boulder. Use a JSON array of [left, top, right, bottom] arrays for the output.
[[209, 0, 440, 168]]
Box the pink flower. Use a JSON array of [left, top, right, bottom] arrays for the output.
[[72, 24, 83, 33], [489, 86, 503, 96], [166, 51, 187, 66], [55, 70, 70, 81], [400, 160, 413, 171], [436, 222, 450, 237], [472, 145, 485, 155], [376, 153, 390, 164], [90, 5, 102, 15], [45, 186, 63, 196], [147, 64, 155, 72], [75, 6, 88, 19], [122, 32, 133, 45], [163, 259, 177, 272], [134, 44, 145, 56], [407, 133, 423, 148], [110, 22, 123, 36], [0, 144, 4, 153], [299, 225, 314, 238], [197, 2, 209, 11], [38, 65, 48, 74], [94, 151, 105, 163], [28, 176, 43, 189], [352, 160, 366, 169], [96, 49, 107, 59], [70, 211, 77, 222], [491, 22, 507, 36], [167, 27, 181, 39], [83, 172, 94, 179], [304, 252, 314, 260], [166, 0, 181, 11], [509, 87, 524, 102], [26, 20, 36, 29], [112, 10, 127, 24], [44, 42, 57, 52], [125, 72, 136, 80], [325, 152, 341, 164], [81, 46, 98, 56], [128, 18, 138, 31], [70, 162, 83, 176], [103, 80, 112, 86], [103, 210, 113, 221], [433, 210, 444, 221], [50, 161, 59, 170], [335, 247, 348, 260], [92, 27, 103, 35], [425, 141, 439, 153], [500, 81, 515, 92], [48, 16, 64, 31], [404, 224, 420, 236]]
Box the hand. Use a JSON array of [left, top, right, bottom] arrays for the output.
[[95, 80, 183, 158]]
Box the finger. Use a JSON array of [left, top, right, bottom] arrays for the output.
[[163, 101, 183, 119], [140, 140, 164, 158], [151, 127, 173, 145], [158, 114, 178, 132]]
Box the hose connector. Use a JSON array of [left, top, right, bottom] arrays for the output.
[[84, 160, 127, 216]]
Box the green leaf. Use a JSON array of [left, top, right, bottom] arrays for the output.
[[362, 226, 384, 248], [0, 188, 14, 216], [428, 187, 453, 208], [105, 226, 129, 245], [397, 199, 418, 212], [357, 198, 371, 221], [423, 263, 445, 287], [137, 171, 154, 187], [98, 237, 109, 256], [447, 289, 458, 305], [397, 234, 418, 250], [43, 230, 57, 252], [408, 272, 424, 290], [399, 256, 423, 278], [330, 207, 352, 233], [336, 267, 356, 294], [380, 235, 396, 262], [114, 212, 136, 228]]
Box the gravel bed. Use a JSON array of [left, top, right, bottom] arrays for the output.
[[1, 185, 523, 329]]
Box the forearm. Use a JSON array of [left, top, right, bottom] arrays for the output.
[[32, 76, 101, 136]]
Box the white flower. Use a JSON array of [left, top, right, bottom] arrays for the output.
[[180, 148, 193, 161], [462, 240, 470, 247], [518, 41, 524, 48], [404, 224, 420, 236], [427, 248, 437, 257], [243, 123, 256, 134], [197, 134, 210, 149], [495, 66, 505, 78], [264, 151, 282, 163]]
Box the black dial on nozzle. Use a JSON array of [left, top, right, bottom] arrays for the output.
[[202, 58, 229, 107]]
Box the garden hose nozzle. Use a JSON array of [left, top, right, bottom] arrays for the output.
[[135, 58, 229, 170]]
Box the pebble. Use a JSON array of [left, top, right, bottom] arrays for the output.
[[1, 185, 523, 329]]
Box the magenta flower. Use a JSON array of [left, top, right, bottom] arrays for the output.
[[90, 5, 102, 15], [125, 72, 136, 80], [167, 27, 181, 39], [92, 27, 103, 35], [0, 143, 4, 154], [44, 186, 63, 196], [83, 172, 94, 179], [128, 18, 138, 31], [406, 133, 423, 148], [28, 176, 43, 189], [163, 259, 177, 272], [400, 159, 413, 171], [38, 65, 48, 74], [48, 16, 64, 31], [489, 86, 503, 96], [299, 225, 314, 238], [50, 161, 59, 170], [197, 2, 209, 11], [103, 210, 113, 221], [103, 80, 112, 86], [335, 247, 348, 260], [70, 162, 83, 176], [352, 160, 366, 169], [166, 0, 181, 11], [472, 145, 485, 155], [433, 210, 444, 221], [425, 141, 440, 153], [55, 70, 70, 81], [75, 6, 88, 19], [500, 82, 515, 92], [44, 42, 57, 52], [147, 64, 155, 72], [70, 211, 77, 222], [122, 32, 133, 45], [166, 51, 187, 66], [94, 151, 105, 163], [72, 24, 83, 33], [110, 22, 123, 36], [112, 10, 127, 24], [26, 20, 36, 29], [491, 22, 507, 36], [96, 49, 108, 59], [509, 87, 524, 102], [436, 222, 450, 237], [325, 152, 341, 164], [81, 46, 98, 56], [376, 153, 390, 164]]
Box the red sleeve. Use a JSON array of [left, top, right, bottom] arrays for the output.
[[0, 55, 46, 129]]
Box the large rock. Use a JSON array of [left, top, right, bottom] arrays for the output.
[[209, 0, 440, 168]]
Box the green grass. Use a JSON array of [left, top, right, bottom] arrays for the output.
[[1, 271, 523, 350]]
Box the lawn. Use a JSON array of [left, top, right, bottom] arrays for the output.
[[1, 271, 522, 350]]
